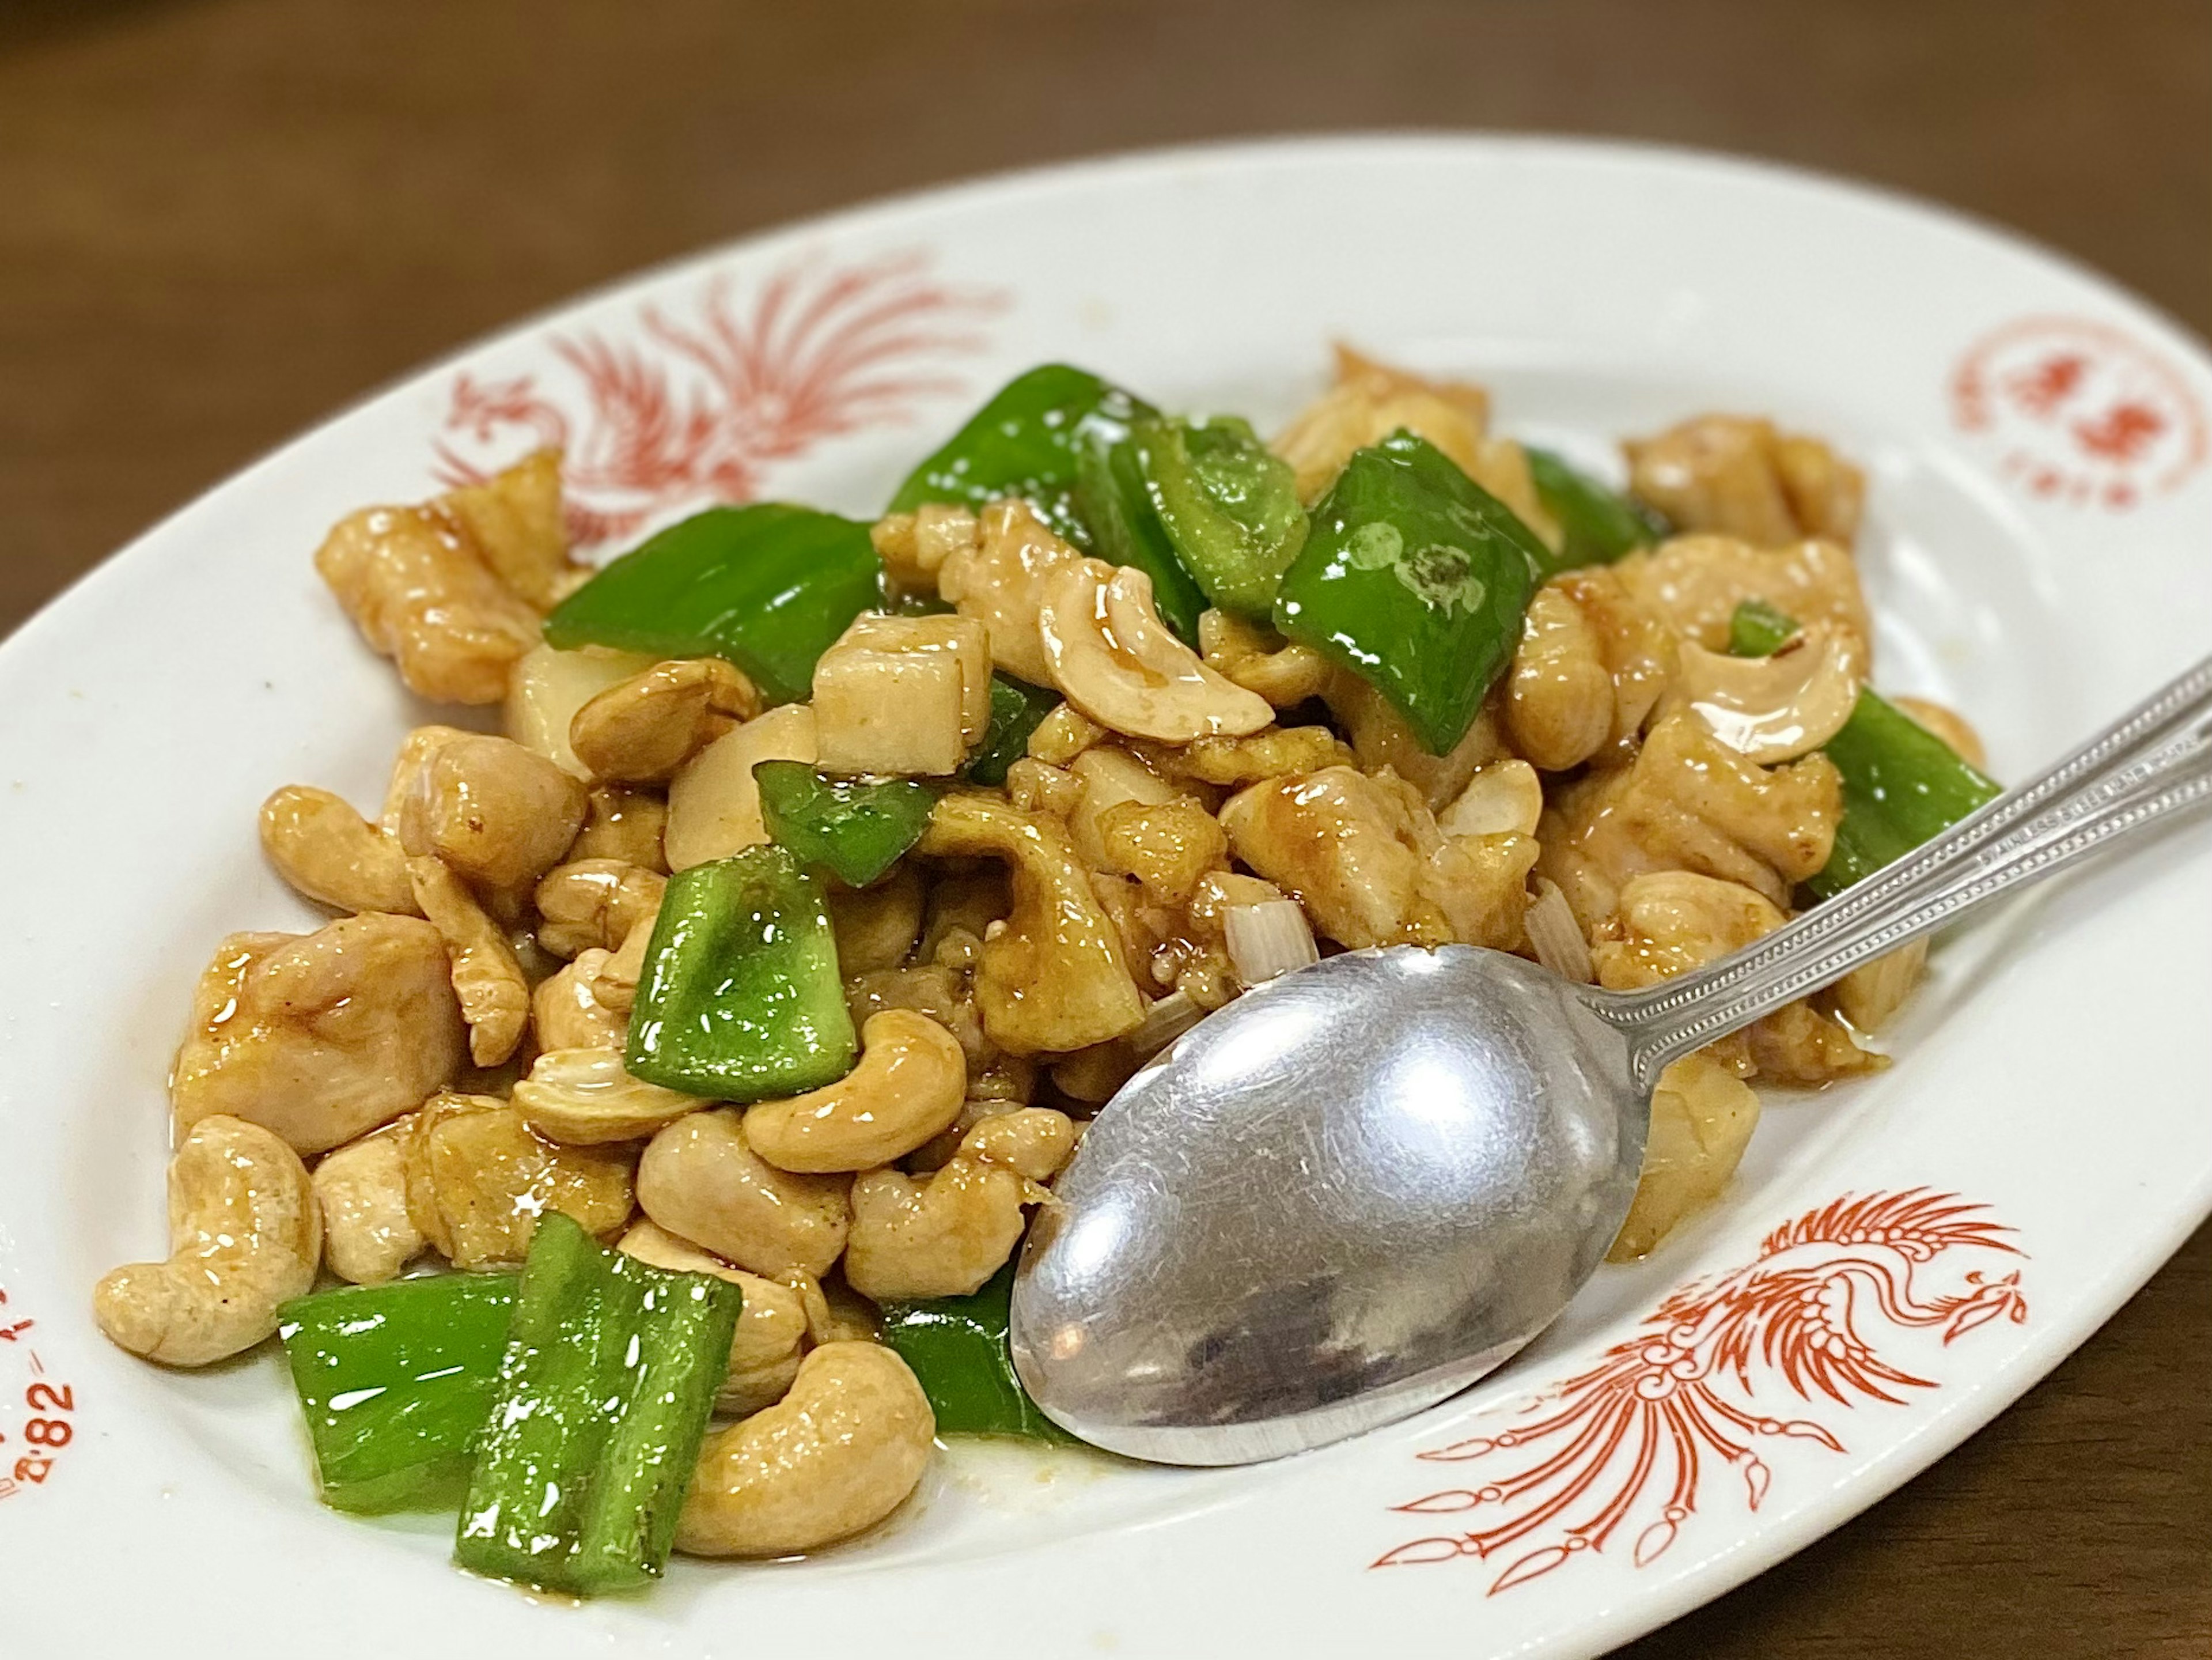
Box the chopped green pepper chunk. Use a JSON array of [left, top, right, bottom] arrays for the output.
[[963, 672, 1060, 786], [754, 760, 935, 887], [1525, 446, 1668, 572], [278, 1272, 518, 1514], [1730, 600, 2002, 897], [889, 364, 1156, 549], [625, 845, 857, 1101], [1073, 430, 1207, 641], [879, 1264, 1074, 1442], [1133, 415, 1308, 619], [454, 1212, 743, 1596], [544, 504, 882, 704], [1274, 430, 1546, 755]]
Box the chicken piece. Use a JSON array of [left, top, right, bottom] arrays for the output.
[[1505, 569, 1676, 772], [844, 964, 987, 1069], [1590, 870, 1880, 1084], [1539, 710, 1843, 927], [1321, 672, 1505, 808], [387, 729, 589, 892], [1606, 1050, 1762, 1260], [1614, 534, 1872, 665], [171, 914, 468, 1156], [870, 502, 980, 592], [1623, 415, 1864, 547], [1271, 345, 1492, 502], [403, 1091, 635, 1271], [1198, 610, 1335, 708], [1135, 724, 1355, 790], [438, 449, 588, 610], [315, 458, 565, 705], [914, 793, 1146, 1055], [936, 500, 1085, 685], [1095, 799, 1229, 907], [1220, 766, 1534, 952]]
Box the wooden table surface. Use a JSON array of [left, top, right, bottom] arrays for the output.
[[3, 1, 2206, 1652]]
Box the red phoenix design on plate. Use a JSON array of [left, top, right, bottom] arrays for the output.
[[1950, 315, 2208, 511], [431, 251, 1005, 547], [1373, 1189, 2028, 1591]]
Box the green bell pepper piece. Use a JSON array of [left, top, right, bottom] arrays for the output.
[[963, 672, 1060, 786], [878, 1264, 1074, 1442], [543, 504, 883, 704], [753, 760, 935, 887], [1132, 415, 1308, 620], [454, 1212, 743, 1596], [889, 364, 1155, 549], [1525, 446, 1668, 572], [1073, 430, 1207, 642], [1730, 599, 2002, 898], [624, 845, 857, 1101], [1274, 430, 1546, 756], [278, 1272, 518, 1514]]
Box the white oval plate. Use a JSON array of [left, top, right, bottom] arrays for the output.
[[1, 137, 2206, 1659]]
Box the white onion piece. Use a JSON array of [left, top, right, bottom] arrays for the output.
[[1525, 878, 1594, 984], [1130, 989, 1205, 1057], [1225, 899, 1320, 985]]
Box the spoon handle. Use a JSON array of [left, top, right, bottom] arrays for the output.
[[1600, 655, 2212, 1090]]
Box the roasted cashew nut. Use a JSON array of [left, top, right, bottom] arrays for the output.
[[915, 793, 1145, 1055], [94, 1115, 321, 1366], [1665, 620, 1863, 765], [534, 858, 668, 959], [1037, 558, 1273, 743], [569, 657, 761, 784], [531, 947, 630, 1050], [676, 1342, 934, 1559], [313, 1116, 424, 1285], [617, 1221, 808, 1418], [842, 1109, 1074, 1301], [259, 785, 419, 916], [635, 1108, 850, 1278], [407, 856, 530, 1068], [513, 1047, 702, 1145], [743, 1009, 966, 1174]]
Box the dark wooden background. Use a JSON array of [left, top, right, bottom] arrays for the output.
[[2, 1, 2206, 1652]]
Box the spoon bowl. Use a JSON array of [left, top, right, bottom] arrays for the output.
[[1010, 946, 1641, 1466]]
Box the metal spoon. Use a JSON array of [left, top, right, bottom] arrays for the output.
[[1010, 656, 2212, 1466]]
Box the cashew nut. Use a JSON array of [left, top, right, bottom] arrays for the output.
[[171, 914, 467, 1156], [664, 703, 819, 871], [513, 1047, 700, 1145], [915, 793, 1145, 1054], [870, 501, 980, 589], [313, 1116, 424, 1285], [1037, 558, 1272, 743], [777, 1268, 881, 1346], [1665, 620, 1864, 765], [534, 858, 667, 959], [1199, 608, 1335, 708], [532, 947, 630, 1050], [567, 784, 670, 871], [676, 1342, 934, 1559], [389, 729, 589, 891], [505, 642, 658, 778], [636, 1109, 850, 1278], [570, 657, 762, 783], [617, 1220, 808, 1417], [1438, 759, 1544, 838], [407, 856, 529, 1067], [94, 1115, 321, 1366], [259, 785, 419, 915], [743, 1010, 965, 1174], [404, 1091, 636, 1270], [842, 1109, 1074, 1300]]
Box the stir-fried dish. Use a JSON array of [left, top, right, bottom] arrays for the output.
[[92, 346, 1997, 1594]]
